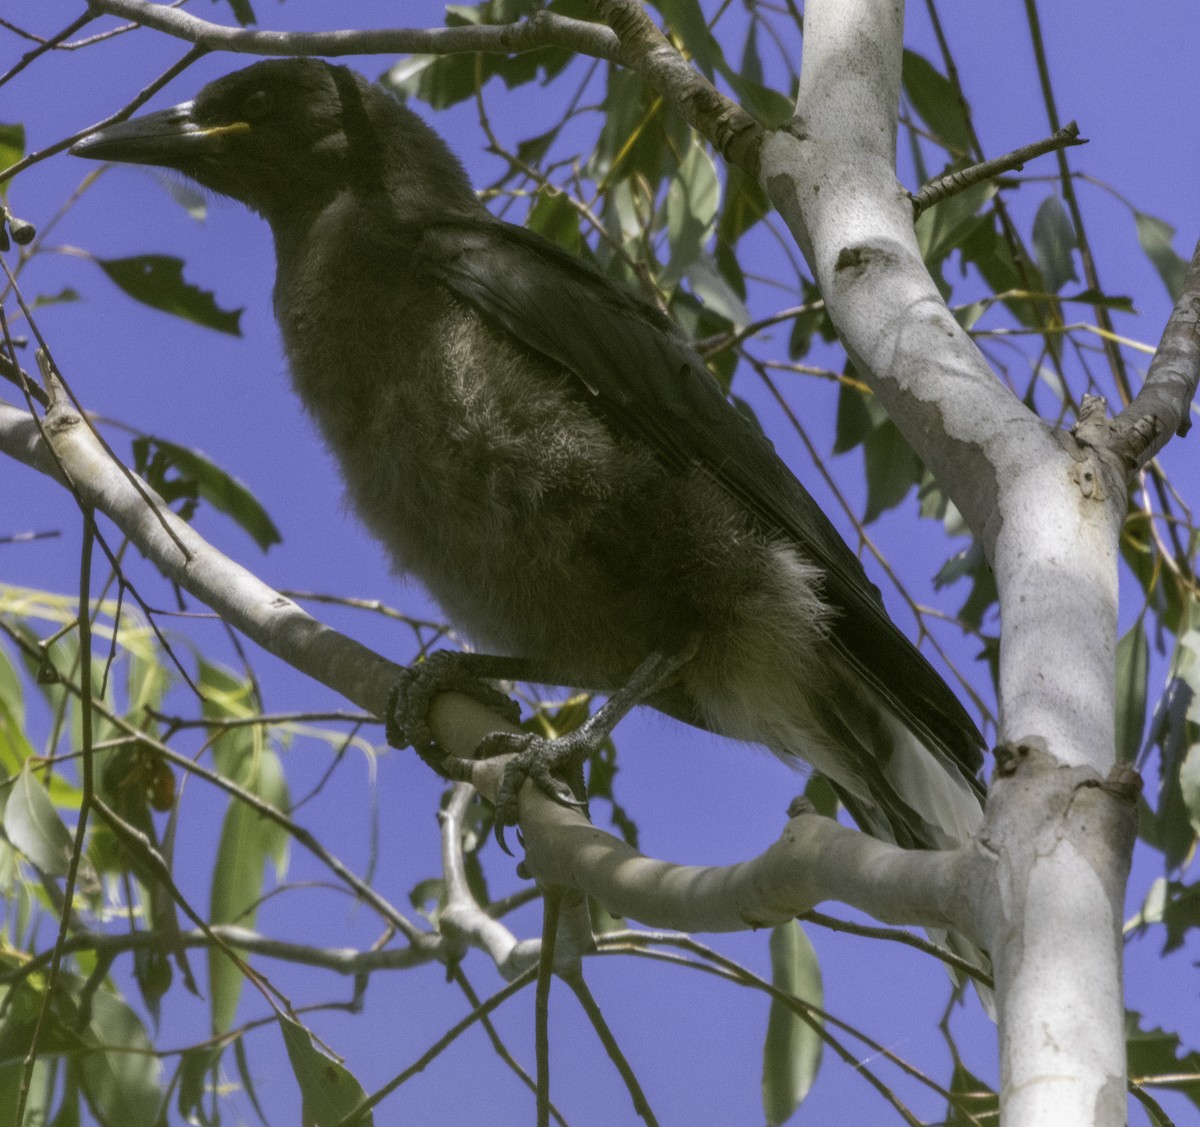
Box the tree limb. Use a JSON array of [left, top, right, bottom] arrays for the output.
[[585, 0, 763, 174], [86, 0, 624, 64], [1108, 236, 1200, 469]]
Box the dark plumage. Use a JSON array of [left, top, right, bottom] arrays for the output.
[[73, 58, 986, 850]]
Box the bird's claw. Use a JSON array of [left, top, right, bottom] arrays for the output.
[[386, 651, 522, 772], [482, 729, 591, 855]]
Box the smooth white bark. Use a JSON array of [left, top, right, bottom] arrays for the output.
[[759, 2, 1135, 1123]]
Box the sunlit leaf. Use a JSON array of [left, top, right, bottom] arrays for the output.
[[1142, 675, 1197, 868], [762, 921, 823, 1125], [526, 187, 586, 256], [279, 1017, 374, 1126], [5, 765, 75, 877], [1135, 210, 1189, 300], [0, 124, 23, 199], [76, 989, 165, 1126], [0, 124, 23, 170], [208, 737, 289, 1032], [944, 1061, 998, 1124], [662, 138, 720, 285]]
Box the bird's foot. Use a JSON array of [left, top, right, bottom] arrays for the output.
[[386, 650, 522, 775], [480, 726, 593, 854]]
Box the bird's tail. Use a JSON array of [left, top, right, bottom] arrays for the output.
[[687, 641, 993, 1006]]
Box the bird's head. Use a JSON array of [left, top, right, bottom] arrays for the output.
[[72, 58, 476, 222]]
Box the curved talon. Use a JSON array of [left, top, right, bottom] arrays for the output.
[[488, 731, 592, 854]]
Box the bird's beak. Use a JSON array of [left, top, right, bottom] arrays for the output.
[[70, 102, 250, 166]]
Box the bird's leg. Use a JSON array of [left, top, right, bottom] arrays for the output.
[[387, 645, 695, 849], [484, 645, 696, 848]]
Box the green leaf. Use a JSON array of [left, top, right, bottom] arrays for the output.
[[279, 1016, 374, 1126], [1061, 287, 1136, 313], [385, 53, 479, 110], [1032, 195, 1079, 293], [863, 418, 925, 523], [0, 647, 33, 781], [133, 435, 281, 551], [526, 187, 585, 256], [0, 1058, 53, 1127], [76, 989, 165, 1126], [944, 1061, 998, 1124], [0, 124, 23, 167], [761, 922, 823, 1125], [0, 124, 24, 195], [1181, 739, 1200, 839], [718, 166, 770, 247], [833, 380, 876, 454], [902, 51, 971, 153], [176, 1045, 221, 1124], [1115, 620, 1150, 763], [208, 741, 289, 1032], [1126, 877, 1200, 953], [915, 169, 996, 269], [384, 0, 573, 109], [739, 18, 764, 87], [234, 1035, 271, 1126], [662, 138, 721, 286], [788, 281, 835, 362], [1126, 1010, 1200, 1112], [219, 0, 256, 25], [32, 287, 81, 310], [650, 0, 726, 78], [95, 255, 243, 336], [686, 252, 751, 330], [934, 541, 998, 631], [1142, 674, 1197, 868], [5, 764, 75, 876], [1134, 211, 1189, 300], [590, 65, 690, 191], [958, 218, 1055, 331], [802, 773, 839, 820]]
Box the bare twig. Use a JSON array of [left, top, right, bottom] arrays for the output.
[[1109, 237, 1200, 469], [86, 0, 622, 64], [911, 121, 1085, 218]]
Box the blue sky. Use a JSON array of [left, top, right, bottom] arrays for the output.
[[3, 2, 1199, 1123]]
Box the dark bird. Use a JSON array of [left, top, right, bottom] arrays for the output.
[[72, 59, 986, 851]]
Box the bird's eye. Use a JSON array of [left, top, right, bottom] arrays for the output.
[[242, 89, 273, 121]]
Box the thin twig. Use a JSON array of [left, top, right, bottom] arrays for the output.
[[564, 971, 659, 1125], [911, 121, 1085, 218], [14, 514, 96, 1126]]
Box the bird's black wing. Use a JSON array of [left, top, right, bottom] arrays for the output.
[[414, 219, 984, 780]]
